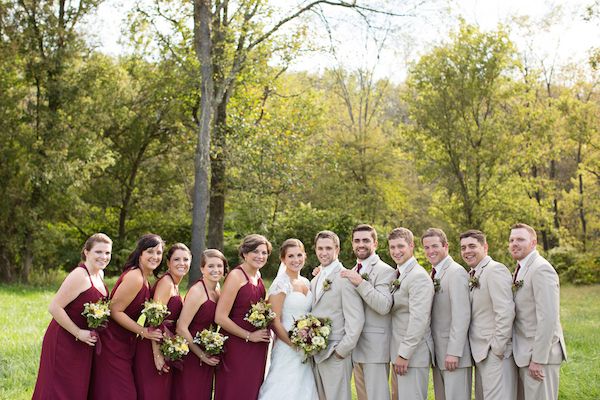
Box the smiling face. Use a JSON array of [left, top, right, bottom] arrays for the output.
[[315, 238, 339, 267], [201, 256, 225, 283], [167, 249, 191, 280], [422, 236, 449, 266], [388, 237, 414, 266], [243, 244, 269, 270], [282, 245, 306, 273], [460, 237, 488, 268], [352, 230, 377, 261], [139, 244, 163, 271], [509, 228, 537, 261], [84, 242, 112, 271]]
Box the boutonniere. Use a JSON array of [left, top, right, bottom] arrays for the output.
[[361, 273, 370, 281], [390, 279, 400, 293], [512, 280, 523, 292], [322, 278, 332, 292], [433, 278, 441, 293], [469, 276, 480, 290]]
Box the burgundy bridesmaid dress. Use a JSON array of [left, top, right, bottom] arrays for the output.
[[32, 264, 107, 400], [214, 267, 269, 400], [90, 268, 150, 400], [172, 279, 218, 400], [134, 273, 183, 400]]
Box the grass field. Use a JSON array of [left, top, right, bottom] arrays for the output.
[[1, 282, 598, 399]]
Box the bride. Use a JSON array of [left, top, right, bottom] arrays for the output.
[[258, 239, 318, 400]]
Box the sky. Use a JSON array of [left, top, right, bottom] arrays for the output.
[[88, 0, 599, 81]]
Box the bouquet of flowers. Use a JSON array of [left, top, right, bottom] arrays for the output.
[[137, 299, 171, 328], [193, 327, 228, 355], [160, 334, 189, 362], [289, 314, 332, 362], [244, 299, 276, 329], [81, 298, 111, 329]]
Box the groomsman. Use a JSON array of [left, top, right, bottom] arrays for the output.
[[387, 227, 434, 400], [459, 229, 516, 400], [509, 223, 567, 400], [340, 224, 396, 400], [311, 230, 365, 400], [422, 228, 472, 400]]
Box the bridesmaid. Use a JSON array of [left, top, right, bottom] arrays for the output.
[[134, 243, 189, 399], [174, 249, 228, 400], [33, 233, 112, 399], [90, 234, 164, 399], [214, 234, 272, 400]]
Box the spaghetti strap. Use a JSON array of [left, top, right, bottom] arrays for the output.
[[237, 266, 249, 282], [78, 264, 94, 286], [200, 279, 210, 298]]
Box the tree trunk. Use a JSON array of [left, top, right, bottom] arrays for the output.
[[207, 99, 227, 251], [190, 0, 214, 286]]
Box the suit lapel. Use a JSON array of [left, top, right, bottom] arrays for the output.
[[520, 251, 538, 283], [437, 257, 452, 281], [399, 259, 416, 285], [314, 263, 341, 305]]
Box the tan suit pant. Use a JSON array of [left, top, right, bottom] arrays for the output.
[[518, 364, 560, 400], [432, 366, 472, 400], [354, 362, 391, 400], [392, 367, 429, 400], [474, 355, 517, 400], [314, 355, 353, 400]]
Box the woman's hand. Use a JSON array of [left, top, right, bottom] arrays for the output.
[[154, 353, 170, 374], [141, 327, 163, 342], [75, 329, 98, 346], [199, 353, 221, 366], [248, 329, 271, 343]]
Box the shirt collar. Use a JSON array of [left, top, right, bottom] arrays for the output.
[[397, 256, 416, 275], [519, 250, 538, 268], [357, 253, 378, 267], [433, 255, 451, 272], [475, 255, 492, 271]]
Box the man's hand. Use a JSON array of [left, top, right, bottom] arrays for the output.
[[445, 355, 459, 371], [340, 269, 363, 286], [528, 361, 545, 381], [394, 356, 409, 376]]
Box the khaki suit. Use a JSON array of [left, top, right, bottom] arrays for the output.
[[311, 262, 365, 400], [512, 251, 566, 400], [389, 259, 434, 400], [469, 256, 517, 400], [352, 254, 396, 400], [431, 256, 472, 400]]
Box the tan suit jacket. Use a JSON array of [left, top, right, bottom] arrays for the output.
[[469, 256, 515, 363], [389, 259, 434, 367], [512, 251, 566, 368], [430, 256, 472, 369], [311, 262, 365, 363], [352, 254, 396, 363]]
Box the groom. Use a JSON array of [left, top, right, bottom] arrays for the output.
[[311, 230, 365, 400]]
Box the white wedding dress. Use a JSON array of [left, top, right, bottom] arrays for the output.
[[258, 273, 318, 400]]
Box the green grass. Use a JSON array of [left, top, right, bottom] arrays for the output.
[[1, 283, 598, 399]]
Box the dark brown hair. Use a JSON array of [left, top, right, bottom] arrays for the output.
[[201, 248, 229, 274], [352, 224, 377, 242], [279, 238, 305, 260], [123, 234, 165, 272], [238, 234, 272, 258], [421, 228, 448, 246], [314, 230, 340, 248], [459, 229, 486, 245]]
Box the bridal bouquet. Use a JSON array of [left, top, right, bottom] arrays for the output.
[[244, 299, 276, 329], [81, 298, 111, 329], [137, 299, 171, 328], [289, 314, 332, 362], [160, 334, 189, 362], [193, 327, 228, 355]]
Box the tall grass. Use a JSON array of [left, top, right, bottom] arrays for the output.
[[1, 283, 598, 399]]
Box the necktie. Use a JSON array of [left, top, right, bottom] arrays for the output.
[[430, 268, 436, 281], [356, 263, 363, 273], [469, 269, 476, 278], [513, 263, 521, 284]]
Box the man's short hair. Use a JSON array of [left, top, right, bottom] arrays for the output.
[[421, 228, 448, 246], [387, 227, 414, 245], [352, 224, 377, 242], [459, 229, 487, 246], [315, 230, 340, 248], [511, 223, 537, 240]]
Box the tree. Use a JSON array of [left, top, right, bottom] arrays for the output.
[[405, 23, 525, 236]]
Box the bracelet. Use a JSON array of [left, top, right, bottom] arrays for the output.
[[245, 331, 250, 342]]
